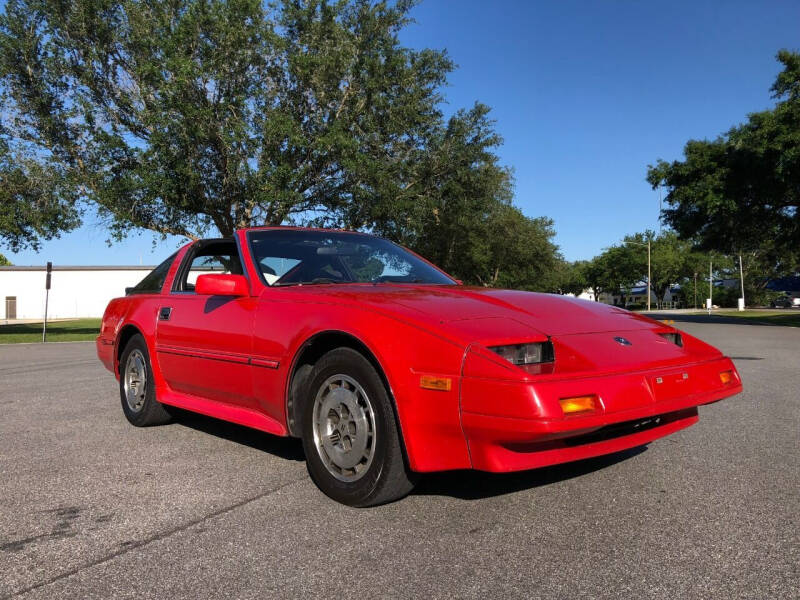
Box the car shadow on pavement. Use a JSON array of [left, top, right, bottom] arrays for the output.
[[164, 409, 648, 499], [413, 446, 648, 500], [169, 408, 306, 462]]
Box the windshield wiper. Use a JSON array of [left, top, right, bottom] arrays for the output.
[[273, 278, 352, 287]]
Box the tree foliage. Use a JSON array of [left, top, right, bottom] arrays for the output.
[[578, 231, 709, 307], [0, 0, 560, 291], [551, 259, 588, 296], [0, 140, 81, 251], [647, 50, 800, 276], [0, 0, 450, 239]]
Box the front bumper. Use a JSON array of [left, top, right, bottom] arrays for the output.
[[460, 356, 742, 472]]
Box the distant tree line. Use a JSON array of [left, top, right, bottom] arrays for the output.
[[556, 50, 800, 307], [554, 231, 783, 309]]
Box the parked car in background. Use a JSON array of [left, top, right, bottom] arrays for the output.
[[770, 294, 800, 308], [97, 227, 743, 506]]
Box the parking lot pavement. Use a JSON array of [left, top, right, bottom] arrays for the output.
[[0, 321, 798, 599]]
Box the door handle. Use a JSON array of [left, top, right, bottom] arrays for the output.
[[159, 307, 172, 321]]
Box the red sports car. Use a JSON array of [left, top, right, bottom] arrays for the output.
[[97, 227, 742, 506]]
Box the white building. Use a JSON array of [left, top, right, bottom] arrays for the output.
[[569, 286, 682, 308], [1, 265, 153, 321]]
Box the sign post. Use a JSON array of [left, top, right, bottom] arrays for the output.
[[42, 262, 52, 343]]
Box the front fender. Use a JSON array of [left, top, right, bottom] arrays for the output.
[[253, 298, 473, 472]]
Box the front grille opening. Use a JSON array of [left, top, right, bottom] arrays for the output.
[[505, 409, 695, 454], [563, 416, 662, 447]]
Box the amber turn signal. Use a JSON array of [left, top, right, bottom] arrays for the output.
[[559, 395, 597, 416], [719, 370, 733, 385], [420, 375, 452, 392]]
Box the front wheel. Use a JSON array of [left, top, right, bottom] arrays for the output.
[[301, 348, 417, 507]]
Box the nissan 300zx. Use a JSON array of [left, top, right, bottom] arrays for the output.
[[97, 227, 742, 506]]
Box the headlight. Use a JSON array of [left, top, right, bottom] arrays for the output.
[[659, 332, 683, 347], [488, 341, 554, 365]]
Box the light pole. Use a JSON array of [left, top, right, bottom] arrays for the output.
[[708, 260, 713, 314], [626, 239, 652, 311], [738, 254, 745, 311]]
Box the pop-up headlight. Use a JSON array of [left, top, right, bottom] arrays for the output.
[[488, 342, 554, 366]]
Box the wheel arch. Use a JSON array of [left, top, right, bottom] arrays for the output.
[[285, 330, 398, 439], [115, 324, 145, 376]]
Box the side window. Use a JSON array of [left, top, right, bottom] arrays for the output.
[[128, 252, 178, 295], [174, 241, 244, 292]]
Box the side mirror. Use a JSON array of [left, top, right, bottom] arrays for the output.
[[195, 274, 249, 297], [455, 279, 464, 286]]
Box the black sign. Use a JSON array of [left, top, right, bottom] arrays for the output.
[[45, 261, 52, 290]]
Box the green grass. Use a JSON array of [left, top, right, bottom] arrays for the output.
[[719, 310, 800, 327], [0, 318, 102, 344]]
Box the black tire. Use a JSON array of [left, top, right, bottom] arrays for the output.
[[119, 334, 172, 427], [301, 347, 417, 507]]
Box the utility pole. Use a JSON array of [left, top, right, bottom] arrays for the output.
[[708, 261, 713, 314], [738, 255, 745, 311], [647, 238, 651, 311], [658, 187, 662, 234], [693, 272, 697, 309]]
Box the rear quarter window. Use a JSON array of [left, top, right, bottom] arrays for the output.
[[128, 252, 178, 295]]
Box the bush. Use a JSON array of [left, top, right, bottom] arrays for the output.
[[711, 286, 740, 308]]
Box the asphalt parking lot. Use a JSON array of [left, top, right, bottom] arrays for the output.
[[1, 318, 798, 599]]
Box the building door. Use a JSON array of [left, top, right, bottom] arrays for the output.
[[5, 296, 16, 320]]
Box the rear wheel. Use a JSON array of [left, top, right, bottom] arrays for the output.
[[119, 334, 171, 426], [301, 348, 417, 507]]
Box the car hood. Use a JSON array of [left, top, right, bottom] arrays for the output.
[[283, 284, 661, 339]]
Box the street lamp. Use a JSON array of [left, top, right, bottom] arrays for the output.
[[625, 239, 652, 311]]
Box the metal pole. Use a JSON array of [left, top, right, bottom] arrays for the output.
[[694, 272, 697, 309], [739, 254, 745, 310], [708, 261, 713, 314], [647, 239, 651, 311], [42, 289, 49, 342], [42, 261, 52, 343], [658, 187, 662, 234]]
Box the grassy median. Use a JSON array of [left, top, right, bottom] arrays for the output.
[[718, 310, 800, 327], [0, 318, 101, 344]]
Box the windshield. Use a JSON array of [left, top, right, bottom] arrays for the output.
[[247, 230, 456, 286]]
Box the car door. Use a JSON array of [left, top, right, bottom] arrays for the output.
[[155, 239, 257, 407]]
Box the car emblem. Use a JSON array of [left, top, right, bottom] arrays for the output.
[[614, 336, 632, 346]]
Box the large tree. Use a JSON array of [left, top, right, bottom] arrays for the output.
[[582, 231, 708, 307], [0, 0, 450, 240], [552, 259, 589, 297], [0, 0, 560, 290], [0, 1, 524, 245], [622, 231, 706, 307], [647, 50, 800, 276]]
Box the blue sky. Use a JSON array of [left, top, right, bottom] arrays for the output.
[[6, 0, 800, 265]]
